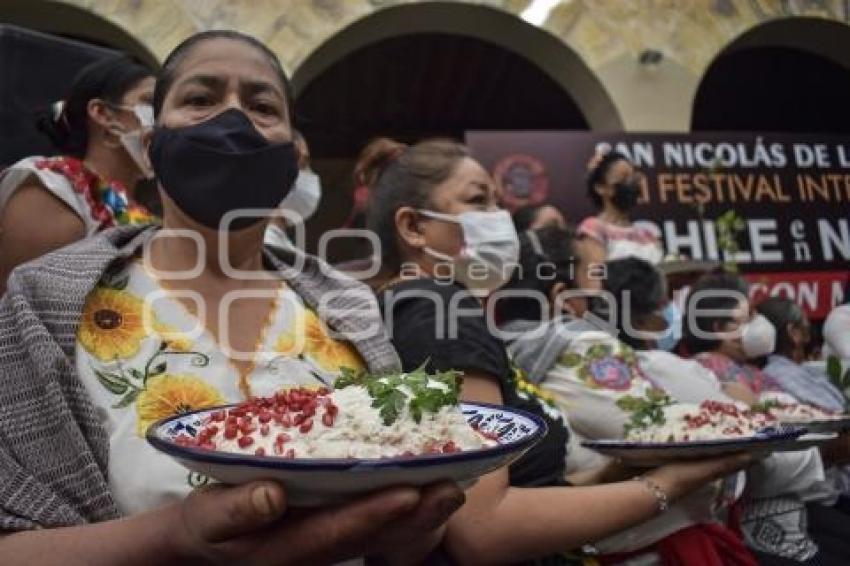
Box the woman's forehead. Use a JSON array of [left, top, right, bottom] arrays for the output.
[[170, 38, 283, 92], [607, 159, 633, 178]]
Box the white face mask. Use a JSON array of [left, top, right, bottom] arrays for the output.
[[740, 314, 777, 359], [418, 209, 519, 295], [278, 168, 321, 223], [656, 302, 682, 352], [264, 222, 291, 249], [116, 104, 155, 178], [119, 129, 153, 179], [824, 304, 850, 359]]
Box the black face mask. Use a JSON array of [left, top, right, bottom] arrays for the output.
[[612, 180, 641, 211], [149, 108, 299, 230]]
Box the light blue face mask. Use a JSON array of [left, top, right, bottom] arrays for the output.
[[656, 302, 682, 352]]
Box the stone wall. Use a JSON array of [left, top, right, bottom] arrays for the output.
[[19, 0, 850, 131]]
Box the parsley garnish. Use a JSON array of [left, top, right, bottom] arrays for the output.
[[616, 389, 673, 436], [750, 399, 782, 414], [336, 366, 462, 425]]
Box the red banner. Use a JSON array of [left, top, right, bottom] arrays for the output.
[[746, 271, 848, 319]]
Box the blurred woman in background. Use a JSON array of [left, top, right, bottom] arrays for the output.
[[0, 55, 157, 291], [577, 147, 662, 266], [682, 270, 769, 405], [758, 297, 845, 413]]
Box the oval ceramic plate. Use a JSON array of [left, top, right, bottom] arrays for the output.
[[581, 427, 806, 467], [147, 402, 546, 506]]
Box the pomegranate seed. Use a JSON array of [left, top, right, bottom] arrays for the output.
[[293, 413, 307, 426], [258, 412, 272, 424], [280, 413, 292, 428], [302, 405, 316, 418], [322, 412, 335, 427], [284, 448, 295, 458], [276, 433, 291, 444], [210, 410, 226, 422], [225, 415, 237, 426], [326, 404, 339, 417], [237, 435, 254, 449], [254, 447, 266, 456], [205, 425, 219, 436], [224, 425, 238, 440], [299, 418, 314, 433], [260, 424, 270, 437], [273, 442, 285, 455]]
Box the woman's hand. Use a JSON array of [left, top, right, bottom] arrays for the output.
[[644, 453, 756, 501], [174, 480, 464, 565], [0, 481, 462, 566]]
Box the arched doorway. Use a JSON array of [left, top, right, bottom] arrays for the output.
[[0, 1, 159, 165], [292, 2, 617, 259], [0, 0, 157, 67], [692, 17, 850, 132]]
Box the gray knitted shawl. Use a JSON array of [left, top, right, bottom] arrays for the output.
[[0, 225, 401, 530]]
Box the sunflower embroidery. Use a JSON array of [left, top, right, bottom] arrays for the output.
[[154, 321, 193, 352], [274, 307, 364, 374], [135, 374, 224, 435], [78, 288, 148, 361]]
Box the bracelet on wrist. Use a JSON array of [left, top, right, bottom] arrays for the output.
[[634, 475, 669, 513]]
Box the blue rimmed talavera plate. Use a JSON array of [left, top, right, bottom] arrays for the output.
[[581, 426, 808, 467], [147, 402, 546, 506], [779, 416, 850, 434]]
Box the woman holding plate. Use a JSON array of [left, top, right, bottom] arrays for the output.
[[365, 137, 754, 564], [0, 31, 462, 565]]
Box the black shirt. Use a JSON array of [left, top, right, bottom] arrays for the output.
[[378, 278, 568, 487]]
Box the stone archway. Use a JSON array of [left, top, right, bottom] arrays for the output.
[[292, 2, 622, 132], [0, 0, 161, 67], [692, 17, 850, 132]]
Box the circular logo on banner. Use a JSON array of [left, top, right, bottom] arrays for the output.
[[493, 154, 549, 211]]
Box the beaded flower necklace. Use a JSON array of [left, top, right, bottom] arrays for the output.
[[34, 156, 156, 228]]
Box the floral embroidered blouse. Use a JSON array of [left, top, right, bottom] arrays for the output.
[[74, 260, 365, 514], [577, 216, 663, 265], [694, 351, 767, 395], [0, 155, 155, 235]]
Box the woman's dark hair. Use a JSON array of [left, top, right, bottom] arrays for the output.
[[512, 204, 544, 232], [682, 270, 749, 355], [757, 297, 805, 357], [365, 137, 470, 270], [602, 257, 664, 349], [152, 30, 294, 122], [586, 150, 630, 208], [496, 225, 577, 324], [35, 55, 152, 157]]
